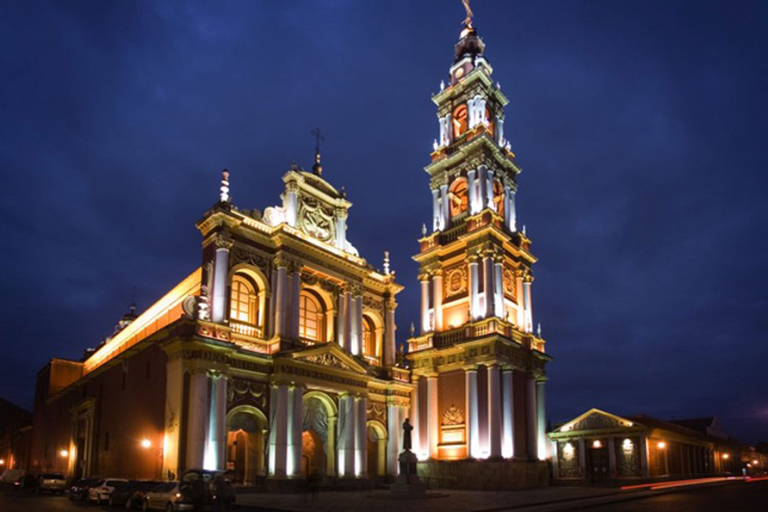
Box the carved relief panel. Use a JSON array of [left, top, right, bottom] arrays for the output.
[[298, 196, 335, 243], [443, 263, 468, 302], [227, 377, 268, 413]]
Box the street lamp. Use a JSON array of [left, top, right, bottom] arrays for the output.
[[723, 453, 730, 459], [657, 442, 666, 449], [0, 459, 5, 465], [140, 438, 152, 449]]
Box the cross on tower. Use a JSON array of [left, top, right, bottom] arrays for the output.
[[311, 128, 325, 176]]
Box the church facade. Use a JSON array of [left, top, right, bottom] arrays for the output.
[[28, 15, 550, 490]]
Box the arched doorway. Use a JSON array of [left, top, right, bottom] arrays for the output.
[[226, 406, 267, 485], [367, 421, 387, 479], [302, 392, 338, 478]]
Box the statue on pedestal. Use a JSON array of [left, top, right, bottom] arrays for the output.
[[392, 417, 426, 495]]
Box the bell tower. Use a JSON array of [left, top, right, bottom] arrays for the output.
[[407, 11, 551, 470]]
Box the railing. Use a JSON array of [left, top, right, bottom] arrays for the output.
[[363, 355, 381, 367], [407, 317, 546, 353], [229, 320, 264, 339], [440, 223, 467, 244]]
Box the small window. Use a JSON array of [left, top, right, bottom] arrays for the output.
[[299, 292, 322, 342], [449, 178, 468, 218], [453, 104, 468, 138], [363, 316, 376, 358]]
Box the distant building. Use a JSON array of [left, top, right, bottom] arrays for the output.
[[549, 409, 757, 483], [0, 398, 32, 473]]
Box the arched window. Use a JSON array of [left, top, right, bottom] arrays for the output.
[[299, 291, 323, 342], [452, 104, 468, 139], [230, 275, 258, 324], [362, 316, 376, 358], [449, 177, 468, 218], [485, 106, 494, 137]]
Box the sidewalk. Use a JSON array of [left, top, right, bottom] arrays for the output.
[[233, 477, 744, 512]]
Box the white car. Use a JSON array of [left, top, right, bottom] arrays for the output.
[[37, 473, 67, 494], [87, 478, 128, 504], [142, 481, 188, 511]]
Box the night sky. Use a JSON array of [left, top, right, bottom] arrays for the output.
[[2, 1, 767, 443]]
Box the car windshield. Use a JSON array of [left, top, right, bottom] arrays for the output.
[[106, 480, 127, 487], [140, 481, 163, 490]]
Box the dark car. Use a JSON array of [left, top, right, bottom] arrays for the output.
[[68, 477, 100, 501], [14, 474, 37, 492], [108, 480, 162, 509], [177, 469, 236, 511]]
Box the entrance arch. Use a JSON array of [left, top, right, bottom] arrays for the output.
[[226, 406, 267, 485], [367, 420, 387, 478], [302, 391, 338, 478]]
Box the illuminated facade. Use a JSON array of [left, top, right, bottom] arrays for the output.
[[27, 11, 553, 490], [405, 19, 550, 486], [549, 409, 753, 483]]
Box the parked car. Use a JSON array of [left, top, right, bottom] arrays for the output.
[[69, 477, 101, 501], [88, 478, 128, 504], [0, 468, 25, 484], [13, 474, 37, 492], [142, 471, 235, 511], [36, 473, 67, 494], [109, 480, 163, 509]]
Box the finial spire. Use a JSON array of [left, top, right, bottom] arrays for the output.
[[461, 0, 474, 27], [311, 128, 325, 176], [219, 169, 230, 203], [383, 250, 391, 276]]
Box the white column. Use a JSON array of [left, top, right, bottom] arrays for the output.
[[355, 395, 367, 477], [493, 259, 504, 318], [526, 375, 537, 460], [269, 268, 278, 337], [290, 268, 301, 339], [536, 380, 547, 460], [410, 378, 420, 457], [384, 300, 396, 366], [287, 385, 303, 477], [272, 384, 289, 476], [274, 263, 288, 337], [440, 183, 449, 229], [343, 289, 352, 352], [515, 272, 525, 328], [477, 166, 487, 210], [386, 403, 400, 476], [211, 243, 230, 323], [486, 170, 495, 210], [497, 116, 505, 146], [483, 254, 493, 318], [488, 365, 502, 458], [467, 169, 479, 214], [466, 368, 479, 458], [524, 278, 533, 333], [204, 374, 227, 471], [433, 272, 443, 332], [354, 295, 363, 355], [336, 291, 345, 346], [502, 369, 514, 459], [186, 371, 209, 471], [338, 394, 355, 477], [335, 209, 347, 249], [427, 376, 439, 459], [432, 189, 440, 232], [508, 189, 517, 231], [469, 257, 480, 320], [420, 276, 431, 334]]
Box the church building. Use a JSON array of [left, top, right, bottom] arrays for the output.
[[28, 9, 551, 490]]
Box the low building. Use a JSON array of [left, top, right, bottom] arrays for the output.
[[0, 398, 32, 473], [549, 409, 748, 484]]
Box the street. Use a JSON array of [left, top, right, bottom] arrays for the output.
[[1, 481, 767, 512]]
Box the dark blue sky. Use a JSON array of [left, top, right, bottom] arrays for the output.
[[2, 1, 767, 443]]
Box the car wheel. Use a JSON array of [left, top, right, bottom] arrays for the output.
[[142, 499, 149, 511]]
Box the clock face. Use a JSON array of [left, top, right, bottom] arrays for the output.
[[454, 67, 465, 80]]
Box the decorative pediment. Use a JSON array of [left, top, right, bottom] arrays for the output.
[[559, 408, 634, 433], [291, 344, 368, 375]]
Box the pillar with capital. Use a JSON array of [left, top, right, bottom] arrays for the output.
[[420, 274, 431, 334], [465, 367, 480, 458], [268, 382, 290, 477], [335, 207, 348, 249], [354, 394, 368, 477], [467, 169, 479, 214], [501, 368, 514, 459], [433, 270, 443, 332], [493, 254, 504, 318], [286, 384, 304, 477], [204, 372, 228, 471], [523, 274, 534, 333], [469, 254, 480, 320], [338, 393, 356, 477], [525, 374, 538, 460], [536, 379, 547, 460], [384, 298, 397, 366], [410, 376, 421, 457], [427, 375, 439, 459], [487, 364, 502, 458], [187, 371, 209, 470], [273, 258, 289, 338], [515, 270, 525, 329], [289, 263, 301, 340], [211, 235, 233, 323], [482, 251, 494, 318]]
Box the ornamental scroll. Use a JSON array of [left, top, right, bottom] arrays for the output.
[[367, 401, 387, 426], [444, 263, 468, 302], [299, 196, 335, 243], [227, 378, 268, 412]]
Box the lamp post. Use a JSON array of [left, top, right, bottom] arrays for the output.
[[657, 441, 668, 476]]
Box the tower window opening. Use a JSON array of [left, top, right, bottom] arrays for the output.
[[448, 178, 468, 218], [452, 104, 468, 139], [363, 316, 377, 359], [493, 180, 505, 216]]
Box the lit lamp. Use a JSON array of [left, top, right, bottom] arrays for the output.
[[723, 453, 730, 460], [592, 440, 602, 449], [657, 442, 666, 449], [140, 438, 152, 449], [59, 450, 69, 458], [0, 459, 5, 465]]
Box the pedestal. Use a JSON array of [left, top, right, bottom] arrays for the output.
[[391, 450, 426, 495]]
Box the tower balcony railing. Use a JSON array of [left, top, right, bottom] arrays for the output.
[[406, 316, 546, 354]]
